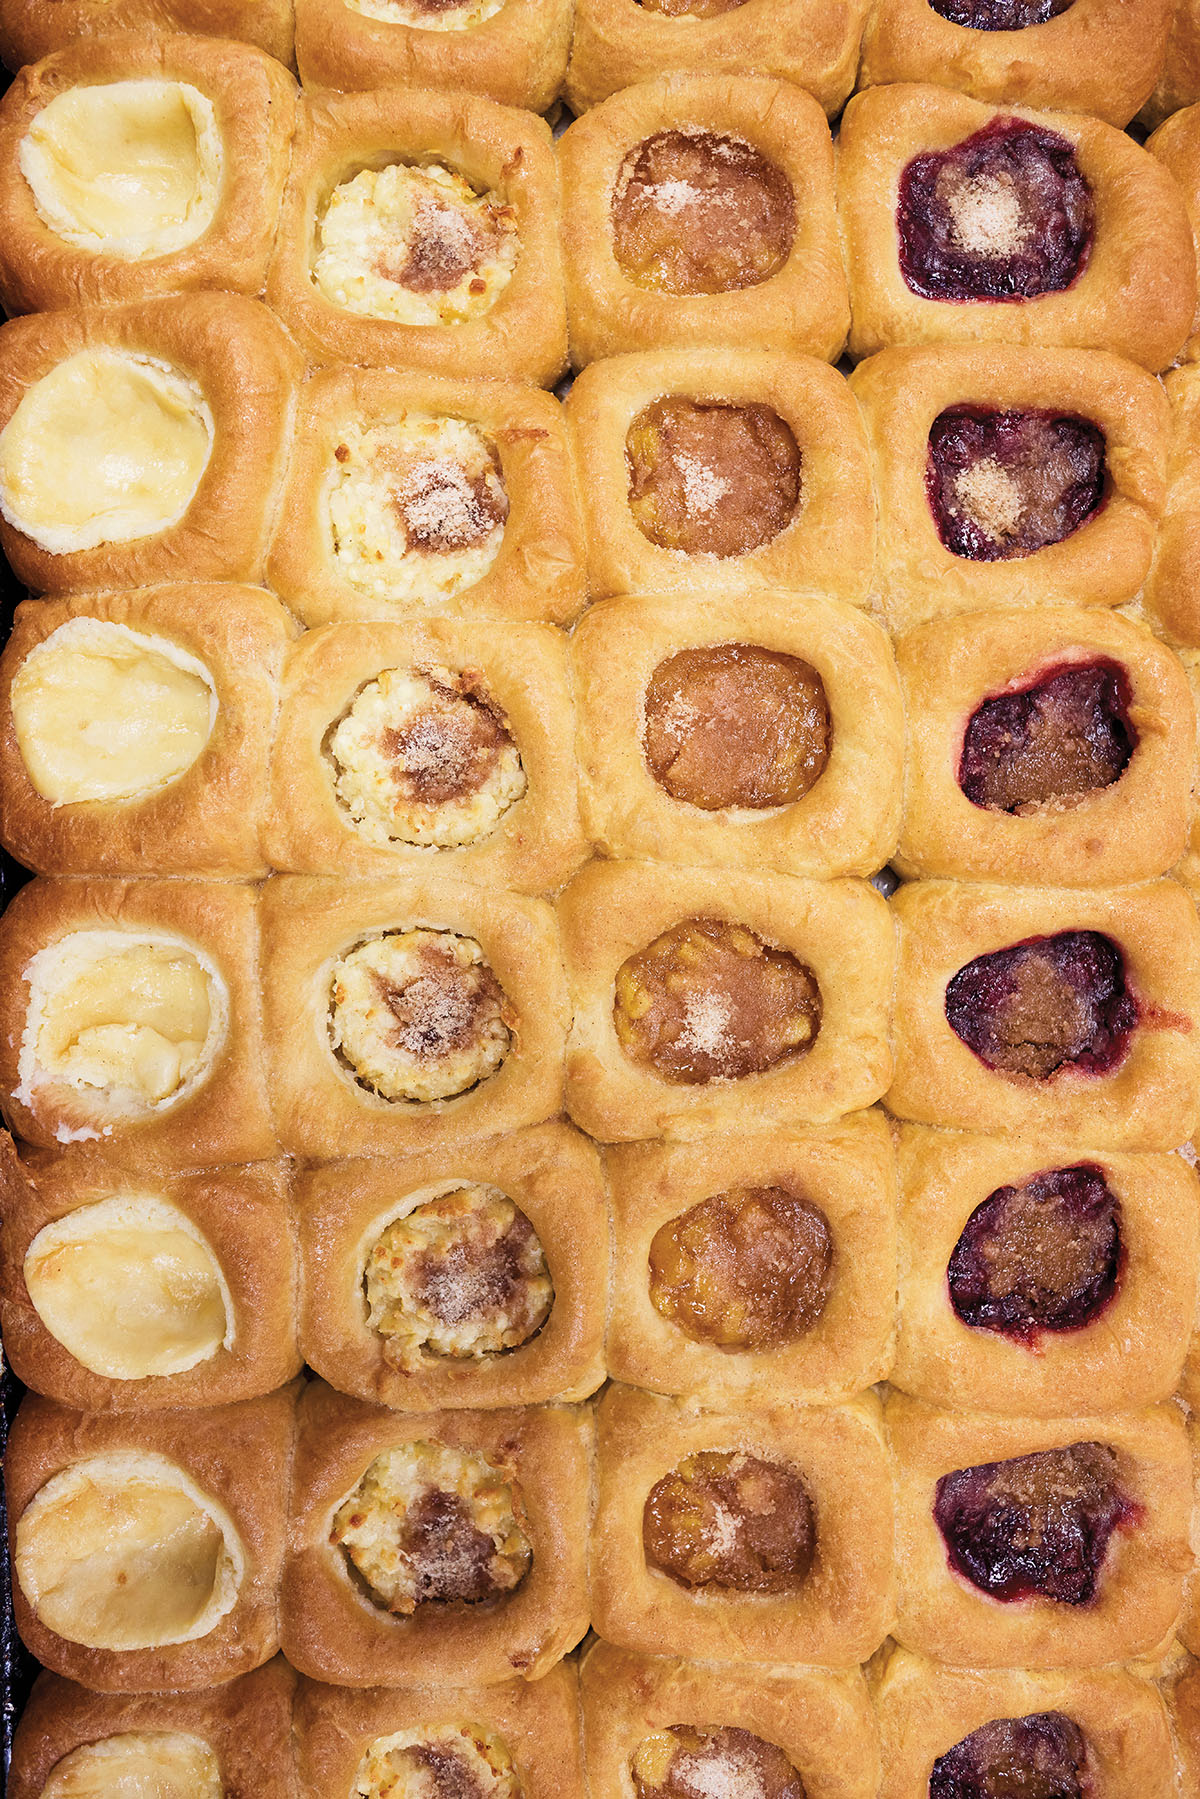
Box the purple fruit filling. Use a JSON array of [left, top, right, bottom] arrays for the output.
[[947, 1163, 1121, 1343], [927, 409, 1105, 561], [933, 1441, 1130, 1604], [897, 117, 1093, 303], [944, 930, 1137, 1080], [929, 1711, 1087, 1799], [928, 0, 1075, 27], [958, 659, 1134, 814]]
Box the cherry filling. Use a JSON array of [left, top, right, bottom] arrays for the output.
[[947, 1164, 1121, 1343], [944, 931, 1137, 1080], [929, 1712, 1087, 1799], [926, 409, 1105, 562], [897, 118, 1093, 303], [958, 660, 1134, 815], [928, 0, 1075, 26], [933, 1441, 1130, 1605]]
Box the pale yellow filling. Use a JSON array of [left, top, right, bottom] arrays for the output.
[[40, 1731, 222, 1799], [0, 349, 213, 555], [12, 617, 216, 806], [25, 1193, 233, 1380], [20, 80, 222, 259], [15, 1451, 243, 1650], [353, 1726, 521, 1799]]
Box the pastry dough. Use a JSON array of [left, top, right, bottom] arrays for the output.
[[564, 350, 875, 605], [0, 1140, 299, 1413], [267, 89, 567, 386], [1141, 0, 1200, 127], [558, 75, 848, 367], [296, 1122, 606, 1412], [7, 1658, 295, 1799], [281, 1380, 590, 1688], [266, 619, 586, 895], [1144, 365, 1200, 645], [0, 1, 295, 71], [293, 1663, 585, 1799], [887, 879, 1200, 1150], [850, 345, 1168, 629], [838, 85, 1195, 370], [605, 1111, 896, 1408], [888, 1393, 1192, 1668], [1147, 105, 1200, 361], [0, 585, 292, 880], [580, 1642, 879, 1799], [1172, 1656, 1200, 1790], [589, 1384, 894, 1666], [571, 594, 903, 879], [893, 1125, 1198, 1417], [260, 874, 569, 1159], [893, 608, 1194, 887], [267, 367, 586, 631], [0, 36, 296, 314], [560, 860, 894, 1142], [295, 0, 572, 114], [5, 1386, 296, 1692], [0, 877, 276, 1169], [858, 0, 1171, 128], [0, 294, 302, 598]]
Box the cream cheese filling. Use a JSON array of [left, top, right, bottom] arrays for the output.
[[40, 1731, 223, 1799]]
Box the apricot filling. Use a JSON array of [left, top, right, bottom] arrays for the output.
[[632, 1726, 807, 1799], [644, 1449, 815, 1591], [943, 931, 1136, 1080], [929, 1712, 1086, 1799], [959, 660, 1133, 814], [927, 409, 1105, 561], [353, 1727, 522, 1799], [626, 398, 802, 557]]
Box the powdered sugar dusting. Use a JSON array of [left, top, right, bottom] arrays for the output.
[[679, 990, 731, 1057], [674, 1752, 768, 1799], [946, 170, 1031, 258], [396, 459, 487, 546], [676, 451, 730, 516]]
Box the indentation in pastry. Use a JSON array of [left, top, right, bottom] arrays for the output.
[[12, 617, 217, 807], [898, 118, 1093, 303], [632, 1726, 806, 1799], [625, 398, 802, 557], [643, 1448, 815, 1591], [346, 0, 506, 27], [0, 349, 213, 555], [932, 1441, 1132, 1605], [611, 130, 795, 295], [642, 643, 828, 812], [636, 0, 749, 13], [39, 1731, 223, 1799], [929, 1712, 1085, 1799], [312, 164, 519, 326], [614, 917, 821, 1084], [327, 665, 525, 849], [363, 1181, 552, 1371], [927, 409, 1106, 561], [354, 1726, 521, 1799], [929, 0, 1074, 24], [331, 1441, 531, 1614], [15, 1450, 244, 1648], [943, 931, 1137, 1080], [329, 929, 512, 1102], [958, 660, 1133, 815], [24, 1193, 234, 1380], [649, 1184, 833, 1349], [20, 81, 222, 259], [325, 415, 508, 604]]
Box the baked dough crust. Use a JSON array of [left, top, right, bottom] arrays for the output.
[[267, 89, 567, 387], [560, 860, 895, 1142], [1171, 1657, 1200, 1792], [858, 0, 1171, 128], [260, 874, 569, 1159], [0, 35, 296, 315], [565, 351, 875, 605], [267, 368, 586, 631], [572, 594, 902, 880], [605, 1111, 896, 1408], [1144, 365, 1200, 645], [888, 1393, 1192, 1668], [281, 1380, 590, 1687], [590, 1384, 894, 1666], [838, 84, 1195, 371], [5, 1386, 296, 1692], [0, 584, 293, 880], [1147, 104, 1200, 360], [0, 294, 301, 598], [850, 345, 1168, 630], [580, 1642, 879, 1799], [892, 1124, 1198, 1417], [0, 1, 294, 71], [296, 1122, 606, 1411], [558, 75, 848, 368], [1141, 0, 1200, 127], [893, 608, 1194, 887], [887, 879, 1200, 1150]]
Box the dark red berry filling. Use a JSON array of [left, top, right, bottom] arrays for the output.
[[958, 660, 1134, 814], [897, 117, 1093, 303], [928, 0, 1075, 27], [927, 409, 1105, 561], [934, 1441, 1130, 1604], [947, 1164, 1122, 1344], [929, 1712, 1087, 1799], [944, 931, 1137, 1080]]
